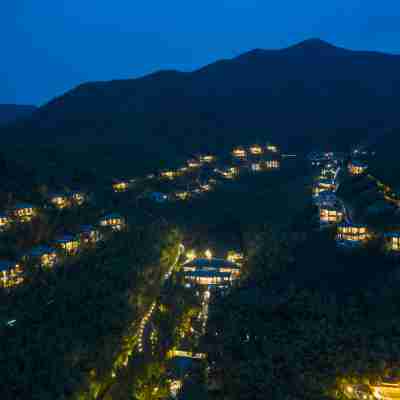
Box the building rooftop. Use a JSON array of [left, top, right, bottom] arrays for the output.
[[78, 224, 96, 233], [338, 222, 367, 229], [14, 203, 35, 210], [0, 260, 18, 272], [184, 258, 240, 270], [26, 246, 56, 257], [54, 234, 77, 243], [101, 212, 123, 219], [184, 270, 232, 278]]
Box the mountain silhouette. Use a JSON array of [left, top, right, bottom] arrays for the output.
[[3, 39, 400, 158]]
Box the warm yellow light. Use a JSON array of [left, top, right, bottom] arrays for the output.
[[205, 249, 212, 259], [186, 250, 196, 262]]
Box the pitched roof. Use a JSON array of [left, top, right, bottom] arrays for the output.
[[0, 260, 18, 272]]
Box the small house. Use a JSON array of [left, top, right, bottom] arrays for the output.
[[24, 246, 58, 268], [99, 213, 126, 231], [319, 205, 344, 225], [266, 144, 278, 153], [187, 159, 201, 169], [175, 191, 190, 201], [199, 155, 215, 163], [249, 145, 263, 155], [112, 180, 130, 193], [265, 160, 280, 169], [0, 260, 24, 289], [348, 161, 367, 176], [77, 225, 102, 244], [49, 193, 71, 210], [0, 212, 11, 231], [54, 234, 80, 255], [336, 223, 369, 246], [13, 203, 37, 222], [232, 147, 247, 159], [70, 191, 87, 206], [251, 162, 262, 172], [160, 170, 177, 180], [385, 232, 400, 252]]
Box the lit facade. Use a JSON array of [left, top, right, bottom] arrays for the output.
[[78, 225, 102, 244], [184, 270, 232, 286], [24, 246, 58, 268], [385, 233, 400, 252], [99, 213, 126, 231], [0, 261, 24, 289], [336, 223, 369, 245], [161, 170, 177, 180], [249, 145, 263, 155], [175, 191, 190, 201], [348, 161, 367, 176], [54, 235, 80, 255], [265, 160, 280, 169], [232, 148, 247, 159], [251, 163, 262, 172], [13, 203, 37, 222], [0, 213, 11, 231], [112, 180, 130, 192], [199, 155, 215, 163], [187, 159, 201, 168], [319, 206, 344, 224], [50, 193, 70, 209]]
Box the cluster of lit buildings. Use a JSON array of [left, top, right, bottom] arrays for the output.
[[182, 250, 242, 288], [348, 160, 368, 176], [0, 213, 126, 290]]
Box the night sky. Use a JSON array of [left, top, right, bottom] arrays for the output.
[[3, 1, 400, 105]]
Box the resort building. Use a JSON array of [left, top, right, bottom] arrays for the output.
[[54, 234, 80, 255], [184, 270, 232, 287], [265, 160, 280, 169], [385, 232, 400, 252], [0, 261, 24, 289], [160, 170, 177, 180], [0, 212, 11, 231], [175, 191, 190, 201], [70, 191, 87, 206], [99, 213, 126, 231], [13, 203, 37, 223], [251, 162, 262, 172], [112, 180, 130, 193], [77, 225, 102, 244], [319, 206, 344, 225], [187, 159, 201, 168], [199, 155, 215, 163], [249, 145, 263, 155], [232, 147, 247, 159], [24, 246, 58, 268], [49, 193, 71, 210], [336, 223, 369, 246], [348, 161, 368, 176], [266, 144, 278, 153]]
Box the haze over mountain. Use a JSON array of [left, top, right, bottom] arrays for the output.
[[0, 105, 37, 125], [3, 39, 400, 158]]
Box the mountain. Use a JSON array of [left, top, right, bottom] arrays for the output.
[[2, 38, 400, 174], [0, 104, 37, 125]]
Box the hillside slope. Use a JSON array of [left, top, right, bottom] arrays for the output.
[[2, 39, 400, 174]]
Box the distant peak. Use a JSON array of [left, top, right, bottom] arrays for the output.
[[288, 38, 338, 51]]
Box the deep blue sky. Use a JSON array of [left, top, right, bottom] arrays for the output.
[[2, 1, 400, 105]]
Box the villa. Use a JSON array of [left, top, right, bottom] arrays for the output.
[[99, 213, 126, 231], [70, 191, 87, 206], [0, 260, 24, 289], [54, 234, 80, 255], [249, 145, 263, 155], [385, 232, 400, 252], [265, 160, 280, 169], [13, 203, 37, 222], [112, 180, 130, 193], [0, 212, 11, 231], [232, 147, 247, 159], [77, 225, 102, 244], [199, 155, 216, 163], [319, 205, 344, 225], [49, 192, 71, 210], [336, 223, 369, 246], [348, 161, 368, 176], [23, 246, 58, 268]]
